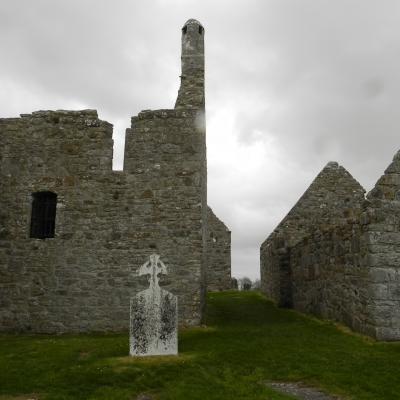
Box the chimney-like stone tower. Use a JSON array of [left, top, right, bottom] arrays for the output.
[[123, 19, 208, 326], [175, 19, 205, 109], [175, 19, 207, 318]]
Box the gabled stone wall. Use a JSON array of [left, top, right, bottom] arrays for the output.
[[260, 162, 365, 307], [207, 207, 231, 291], [261, 155, 400, 340], [363, 151, 400, 340]]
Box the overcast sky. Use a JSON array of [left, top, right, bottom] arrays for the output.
[[1, 0, 400, 279]]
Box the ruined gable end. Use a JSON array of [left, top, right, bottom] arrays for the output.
[[261, 153, 400, 341], [260, 161, 365, 307], [363, 149, 400, 340], [368, 149, 400, 201], [207, 206, 231, 291]]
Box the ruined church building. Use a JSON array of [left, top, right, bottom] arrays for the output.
[[2, 18, 398, 342], [261, 157, 400, 341], [0, 19, 232, 333]]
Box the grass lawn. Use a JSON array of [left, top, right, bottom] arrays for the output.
[[1, 291, 399, 400]]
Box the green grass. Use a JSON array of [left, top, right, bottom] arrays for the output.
[[1, 291, 400, 399]]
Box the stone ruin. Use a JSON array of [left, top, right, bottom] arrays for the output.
[[261, 156, 400, 341], [4, 15, 397, 344], [0, 19, 232, 334]]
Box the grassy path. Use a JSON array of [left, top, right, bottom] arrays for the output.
[[0, 291, 399, 399]]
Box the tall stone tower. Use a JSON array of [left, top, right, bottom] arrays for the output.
[[123, 18, 208, 325], [175, 19, 205, 110], [175, 18, 208, 314]]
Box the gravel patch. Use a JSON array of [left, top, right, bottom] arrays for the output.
[[266, 382, 343, 400]]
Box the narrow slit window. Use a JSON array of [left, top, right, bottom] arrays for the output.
[[199, 26, 203, 35], [182, 26, 187, 34], [30, 191, 57, 239]]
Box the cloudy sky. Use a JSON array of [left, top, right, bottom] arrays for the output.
[[1, 0, 400, 279]]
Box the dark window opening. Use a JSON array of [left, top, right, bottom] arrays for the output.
[[182, 26, 187, 34], [30, 191, 57, 239], [199, 26, 203, 35]]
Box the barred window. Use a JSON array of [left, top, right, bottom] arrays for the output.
[[30, 191, 57, 239]]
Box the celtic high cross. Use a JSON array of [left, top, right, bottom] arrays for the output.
[[138, 253, 167, 290]]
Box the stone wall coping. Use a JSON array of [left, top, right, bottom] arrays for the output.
[[132, 108, 198, 123], [0, 109, 113, 128]]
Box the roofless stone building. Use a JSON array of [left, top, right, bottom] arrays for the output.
[[261, 156, 400, 341], [0, 19, 231, 333]]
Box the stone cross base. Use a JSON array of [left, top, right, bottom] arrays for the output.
[[130, 288, 178, 356]]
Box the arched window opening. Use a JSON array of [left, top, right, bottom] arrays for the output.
[[182, 26, 187, 34], [198, 26, 203, 35], [30, 191, 57, 239]]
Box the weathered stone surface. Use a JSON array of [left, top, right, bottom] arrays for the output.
[[0, 19, 231, 334], [207, 207, 231, 291], [364, 150, 400, 340], [289, 222, 373, 337], [261, 162, 365, 308], [175, 19, 205, 110], [130, 254, 177, 356], [260, 157, 400, 341]]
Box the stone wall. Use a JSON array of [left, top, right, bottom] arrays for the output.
[[0, 109, 204, 332], [207, 207, 231, 291], [260, 233, 292, 307], [363, 151, 400, 340], [260, 156, 400, 340], [260, 162, 365, 306], [290, 222, 373, 337], [0, 19, 231, 333], [124, 107, 208, 326]]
